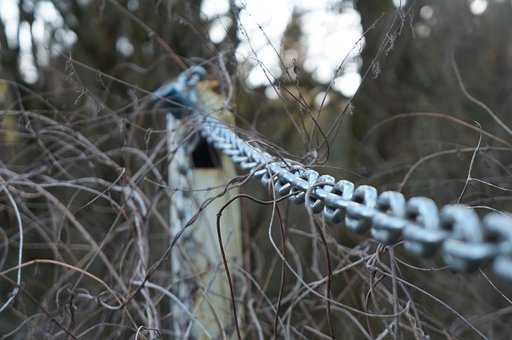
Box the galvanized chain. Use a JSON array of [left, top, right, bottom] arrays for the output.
[[197, 99, 512, 283], [167, 113, 198, 337], [159, 66, 512, 284], [155, 66, 206, 337]]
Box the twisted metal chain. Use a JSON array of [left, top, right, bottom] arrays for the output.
[[199, 115, 512, 281]]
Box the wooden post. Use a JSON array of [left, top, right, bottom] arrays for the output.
[[190, 151, 242, 339], [167, 114, 242, 339]]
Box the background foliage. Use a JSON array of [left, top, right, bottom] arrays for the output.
[[1, 0, 512, 339]]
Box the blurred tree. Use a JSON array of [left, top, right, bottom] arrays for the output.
[[2, 0, 512, 339], [354, 0, 512, 199]]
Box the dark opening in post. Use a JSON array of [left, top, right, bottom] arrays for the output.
[[192, 137, 221, 168]]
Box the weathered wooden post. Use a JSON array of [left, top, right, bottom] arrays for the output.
[[157, 68, 243, 339], [188, 139, 242, 339]]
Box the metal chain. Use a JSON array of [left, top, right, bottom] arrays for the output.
[[158, 66, 512, 282], [156, 67, 206, 337], [167, 113, 198, 337], [199, 115, 512, 281]]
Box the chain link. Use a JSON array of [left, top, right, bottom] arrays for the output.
[[199, 116, 512, 281], [160, 66, 512, 282], [156, 67, 206, 336]]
